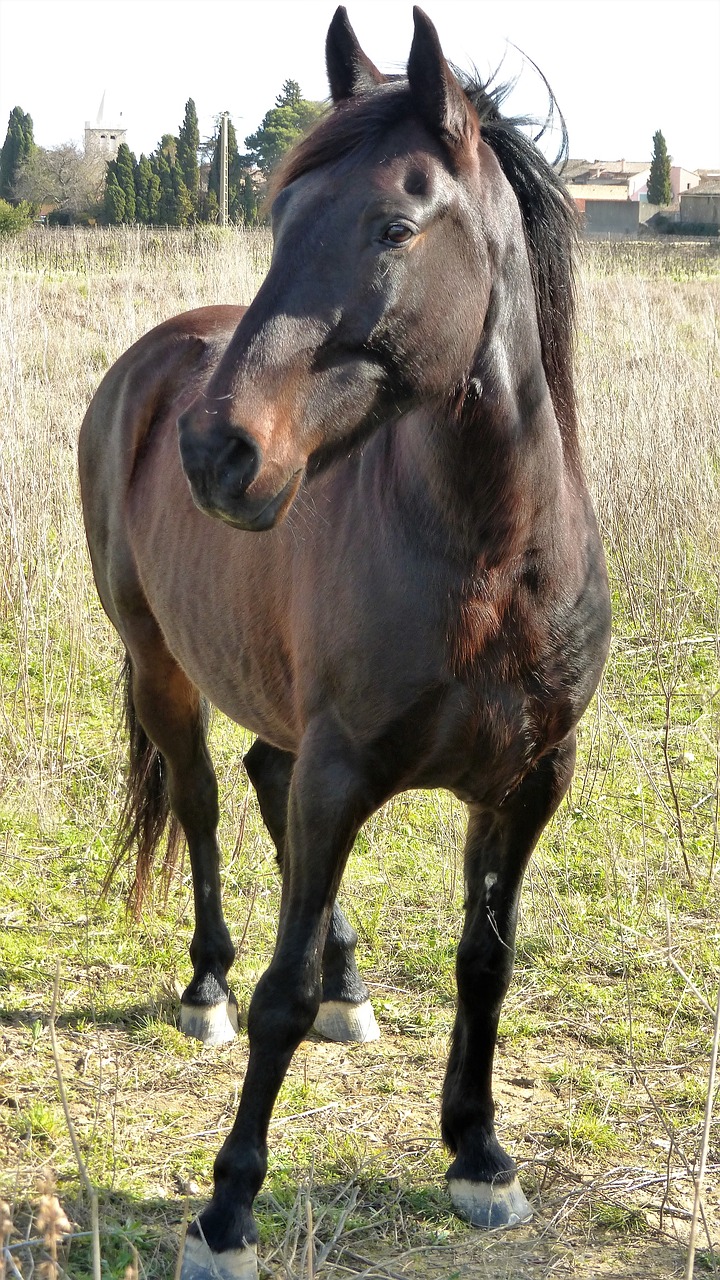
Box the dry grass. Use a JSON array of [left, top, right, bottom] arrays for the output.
[[1, 229, 719, 1279]]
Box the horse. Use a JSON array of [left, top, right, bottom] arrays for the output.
[[78, 8, 611, 1278]]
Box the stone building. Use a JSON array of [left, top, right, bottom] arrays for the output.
[[84, 93, 126, 161]]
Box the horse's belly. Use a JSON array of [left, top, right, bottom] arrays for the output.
[[128, 471, 301, 750], [158, 606, 300, 752]]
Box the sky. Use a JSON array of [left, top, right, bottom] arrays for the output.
[[0, 0, 718, 172]]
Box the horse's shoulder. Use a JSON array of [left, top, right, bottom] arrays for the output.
[[120, 305, 247, 372]]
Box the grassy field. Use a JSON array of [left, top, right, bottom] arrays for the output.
[[1, 227, 719, 1280]]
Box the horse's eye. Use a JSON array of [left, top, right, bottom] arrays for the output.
[[381, 222, 414, 246]]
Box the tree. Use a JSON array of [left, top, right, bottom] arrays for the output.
[[240, 172, 259, 225], [177, 98, 200, 215], [0, 107, 35, 200], [0, 197, 34, 234], [104, 170, 125, 224], [171, 166, 194, 225], [243, 81, 325, 176], [134, 154, 153, 223], [134, 153, 161, 224], [108, 142, 137, 222], [157, 133, 178, 164], [647, 130, 672, 206], [154, 151, 177, 224], [146, 166, 162, 223], [14, 143, 104, 218]]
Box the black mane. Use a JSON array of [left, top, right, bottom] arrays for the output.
[[272, 73, 580, 454]]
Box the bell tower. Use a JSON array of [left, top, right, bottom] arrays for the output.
[[84, 93, 126, 160]]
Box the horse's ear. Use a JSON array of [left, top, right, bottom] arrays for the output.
[[326, 6, 386, 104], [407, 6, 477, 149]]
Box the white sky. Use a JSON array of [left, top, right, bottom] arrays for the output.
[[0, 0, 718, 171]]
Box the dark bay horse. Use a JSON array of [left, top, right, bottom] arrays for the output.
[[79, 8, 610, 1277]]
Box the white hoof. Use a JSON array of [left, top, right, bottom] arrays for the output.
[[180, 995, 239, 1046], [313, 999, 380, 1043], [180, 1234, 257, 1279], [449, 1176, 533, 1229]]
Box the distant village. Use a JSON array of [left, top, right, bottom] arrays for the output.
[[564, 158, 720, 237], [22, 97, 719, 239]]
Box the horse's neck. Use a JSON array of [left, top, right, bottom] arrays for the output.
[[394, 319, 570, 568]]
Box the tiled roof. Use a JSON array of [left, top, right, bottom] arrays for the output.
[[564, 159, 649, 184]]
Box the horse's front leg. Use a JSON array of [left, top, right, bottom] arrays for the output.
[[180, 720, 379, 1280], [244, 738, 379, 1043], [443, 733, 577, 1230]]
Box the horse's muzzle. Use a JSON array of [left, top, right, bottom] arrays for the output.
[[178, 414, 302, 532]]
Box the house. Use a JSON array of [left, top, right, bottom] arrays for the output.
[[563, 156, 711, 237], [565, 159, 700, 207], [679, 172, 720, 228], [565, 159, 650, 205]]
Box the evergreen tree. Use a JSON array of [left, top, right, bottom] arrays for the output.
[[244, 82, 325, 176], [146, 167, 161, 223], [277, 79, 302, 108], [104, 170, 125, 224], [172, 166, 193, 226], [647, 130, 672, 205], [177, 98, 200, 215], [157, 133, 178, 164], [134, 153, 153, 223], [0, 107, 35, 201], [113, 142, 136, 221], [154, 152, 177, 224], [202, 187, 219, 223], [240, 172, 259, 225]]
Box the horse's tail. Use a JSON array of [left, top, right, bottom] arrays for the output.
[[107, 652, 183, 916]]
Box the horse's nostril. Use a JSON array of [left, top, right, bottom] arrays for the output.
[[218, 430, 261, 493], [179, 413, 263, 502]]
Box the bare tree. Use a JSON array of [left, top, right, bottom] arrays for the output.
[[14, 142, 105, 217]]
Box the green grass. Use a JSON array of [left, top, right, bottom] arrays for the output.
[[1, 229, 718, 1278]]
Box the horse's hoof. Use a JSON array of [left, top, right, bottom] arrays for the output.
[[180, 1234, 257, 1279], [448, 1176, 533, 1229], [313, 998, 380, 1043], [180, 992, 239, 1046]]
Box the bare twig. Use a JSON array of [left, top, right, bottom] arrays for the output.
[[48, 961, 102, 1280], [1, 1248, 23, 1280], [173, 1201, 189, 1280], [684, 983, 720, 1280]]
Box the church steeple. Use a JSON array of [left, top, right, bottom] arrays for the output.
[[84, 92, 126, 160]]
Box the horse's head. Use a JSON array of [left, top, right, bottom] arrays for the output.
[[178, 6, 521, 531]]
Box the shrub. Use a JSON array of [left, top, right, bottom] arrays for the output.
[[0, 197, 33, 234]]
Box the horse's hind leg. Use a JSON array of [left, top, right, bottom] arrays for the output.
[[442, 733, 578, 1229], [123, 617, 237, 1045], [244, 738, 379, 1043]]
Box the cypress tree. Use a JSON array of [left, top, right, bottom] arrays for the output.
[[240, 172, 258, 225], [177, 98, 200, 215], [146, 167, 161, 223], [134, 154, 153, 223], [172, 167, 193, 226], [0, 106, 35, 200], [154, 152, 177, 224], [114, 142, 136, 221], [202, 188, 219, 223], [647, 130, 672, 205], [104, 171, 125, 224]]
